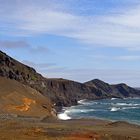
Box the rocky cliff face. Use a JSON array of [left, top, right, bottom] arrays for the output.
[[43, 78, 107, 107], [0, 51, 140, 108]]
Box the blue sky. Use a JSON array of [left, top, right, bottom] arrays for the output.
[[0, 0, 140, 87]]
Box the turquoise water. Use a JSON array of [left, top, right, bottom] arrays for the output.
[[60, 98, 140, 124]]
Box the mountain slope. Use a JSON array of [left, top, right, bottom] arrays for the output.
[[85, 79, 112, 93], [0, 77, 55, 118], [85, 79, 140, 98]]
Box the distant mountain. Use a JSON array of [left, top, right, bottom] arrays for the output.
[[85, 79, 112, 93], [0, 50, 140, 110], [85, 79, 140, 98]]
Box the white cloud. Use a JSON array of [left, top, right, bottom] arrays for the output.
[[107, 7, 140, 28], [1, 0, 140, 50]]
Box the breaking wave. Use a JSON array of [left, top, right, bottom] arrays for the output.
[[115, 103, 140, 106], [111, 98, 117, 100], [58, 111, 71, 120], [78, 99, 87, 104], [110, 107, 120, 112], [78, 99, 97, 105]]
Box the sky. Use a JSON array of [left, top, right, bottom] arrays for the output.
[[0, 0, 140, 87]]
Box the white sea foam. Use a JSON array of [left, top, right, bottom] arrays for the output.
[[116, 103, 139, 106], [80, 109, 95, 113], [122, 106, 140, 110], [116, 103, 130, 106], [78, 99, 87, 104], [111, 107, 120, 112], [58, 106, 95, 120], [57, 112, 71, 120], [111, 98, 117, 100], [65, 108, 95, 113]]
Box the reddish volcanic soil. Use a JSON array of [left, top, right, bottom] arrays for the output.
[[0, 119, 140, 140]]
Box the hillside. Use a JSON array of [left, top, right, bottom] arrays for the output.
[[85, 79, 140, 98], [0, 50, 140, 109], [0, 77, 55, 118]]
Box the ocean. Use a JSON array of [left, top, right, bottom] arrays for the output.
[[58, 98, 140, 124]]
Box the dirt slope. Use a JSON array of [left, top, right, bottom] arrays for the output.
[[0, 76, 55, 118]]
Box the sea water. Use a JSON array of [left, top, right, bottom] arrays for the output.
[[58, 98, 140, 124]]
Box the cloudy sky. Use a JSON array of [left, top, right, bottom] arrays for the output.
[[0, 0, 140, 87]]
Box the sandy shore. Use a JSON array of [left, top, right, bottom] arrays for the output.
[[0, 118, 140, 140]]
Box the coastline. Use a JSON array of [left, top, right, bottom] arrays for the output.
[[57, 108, 140, 126], [57, 98, 140, 125], [0, 98, 140, 140]]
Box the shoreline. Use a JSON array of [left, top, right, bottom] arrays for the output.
[[57, 108, 140, 126], [57, 98, 140, 126]]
